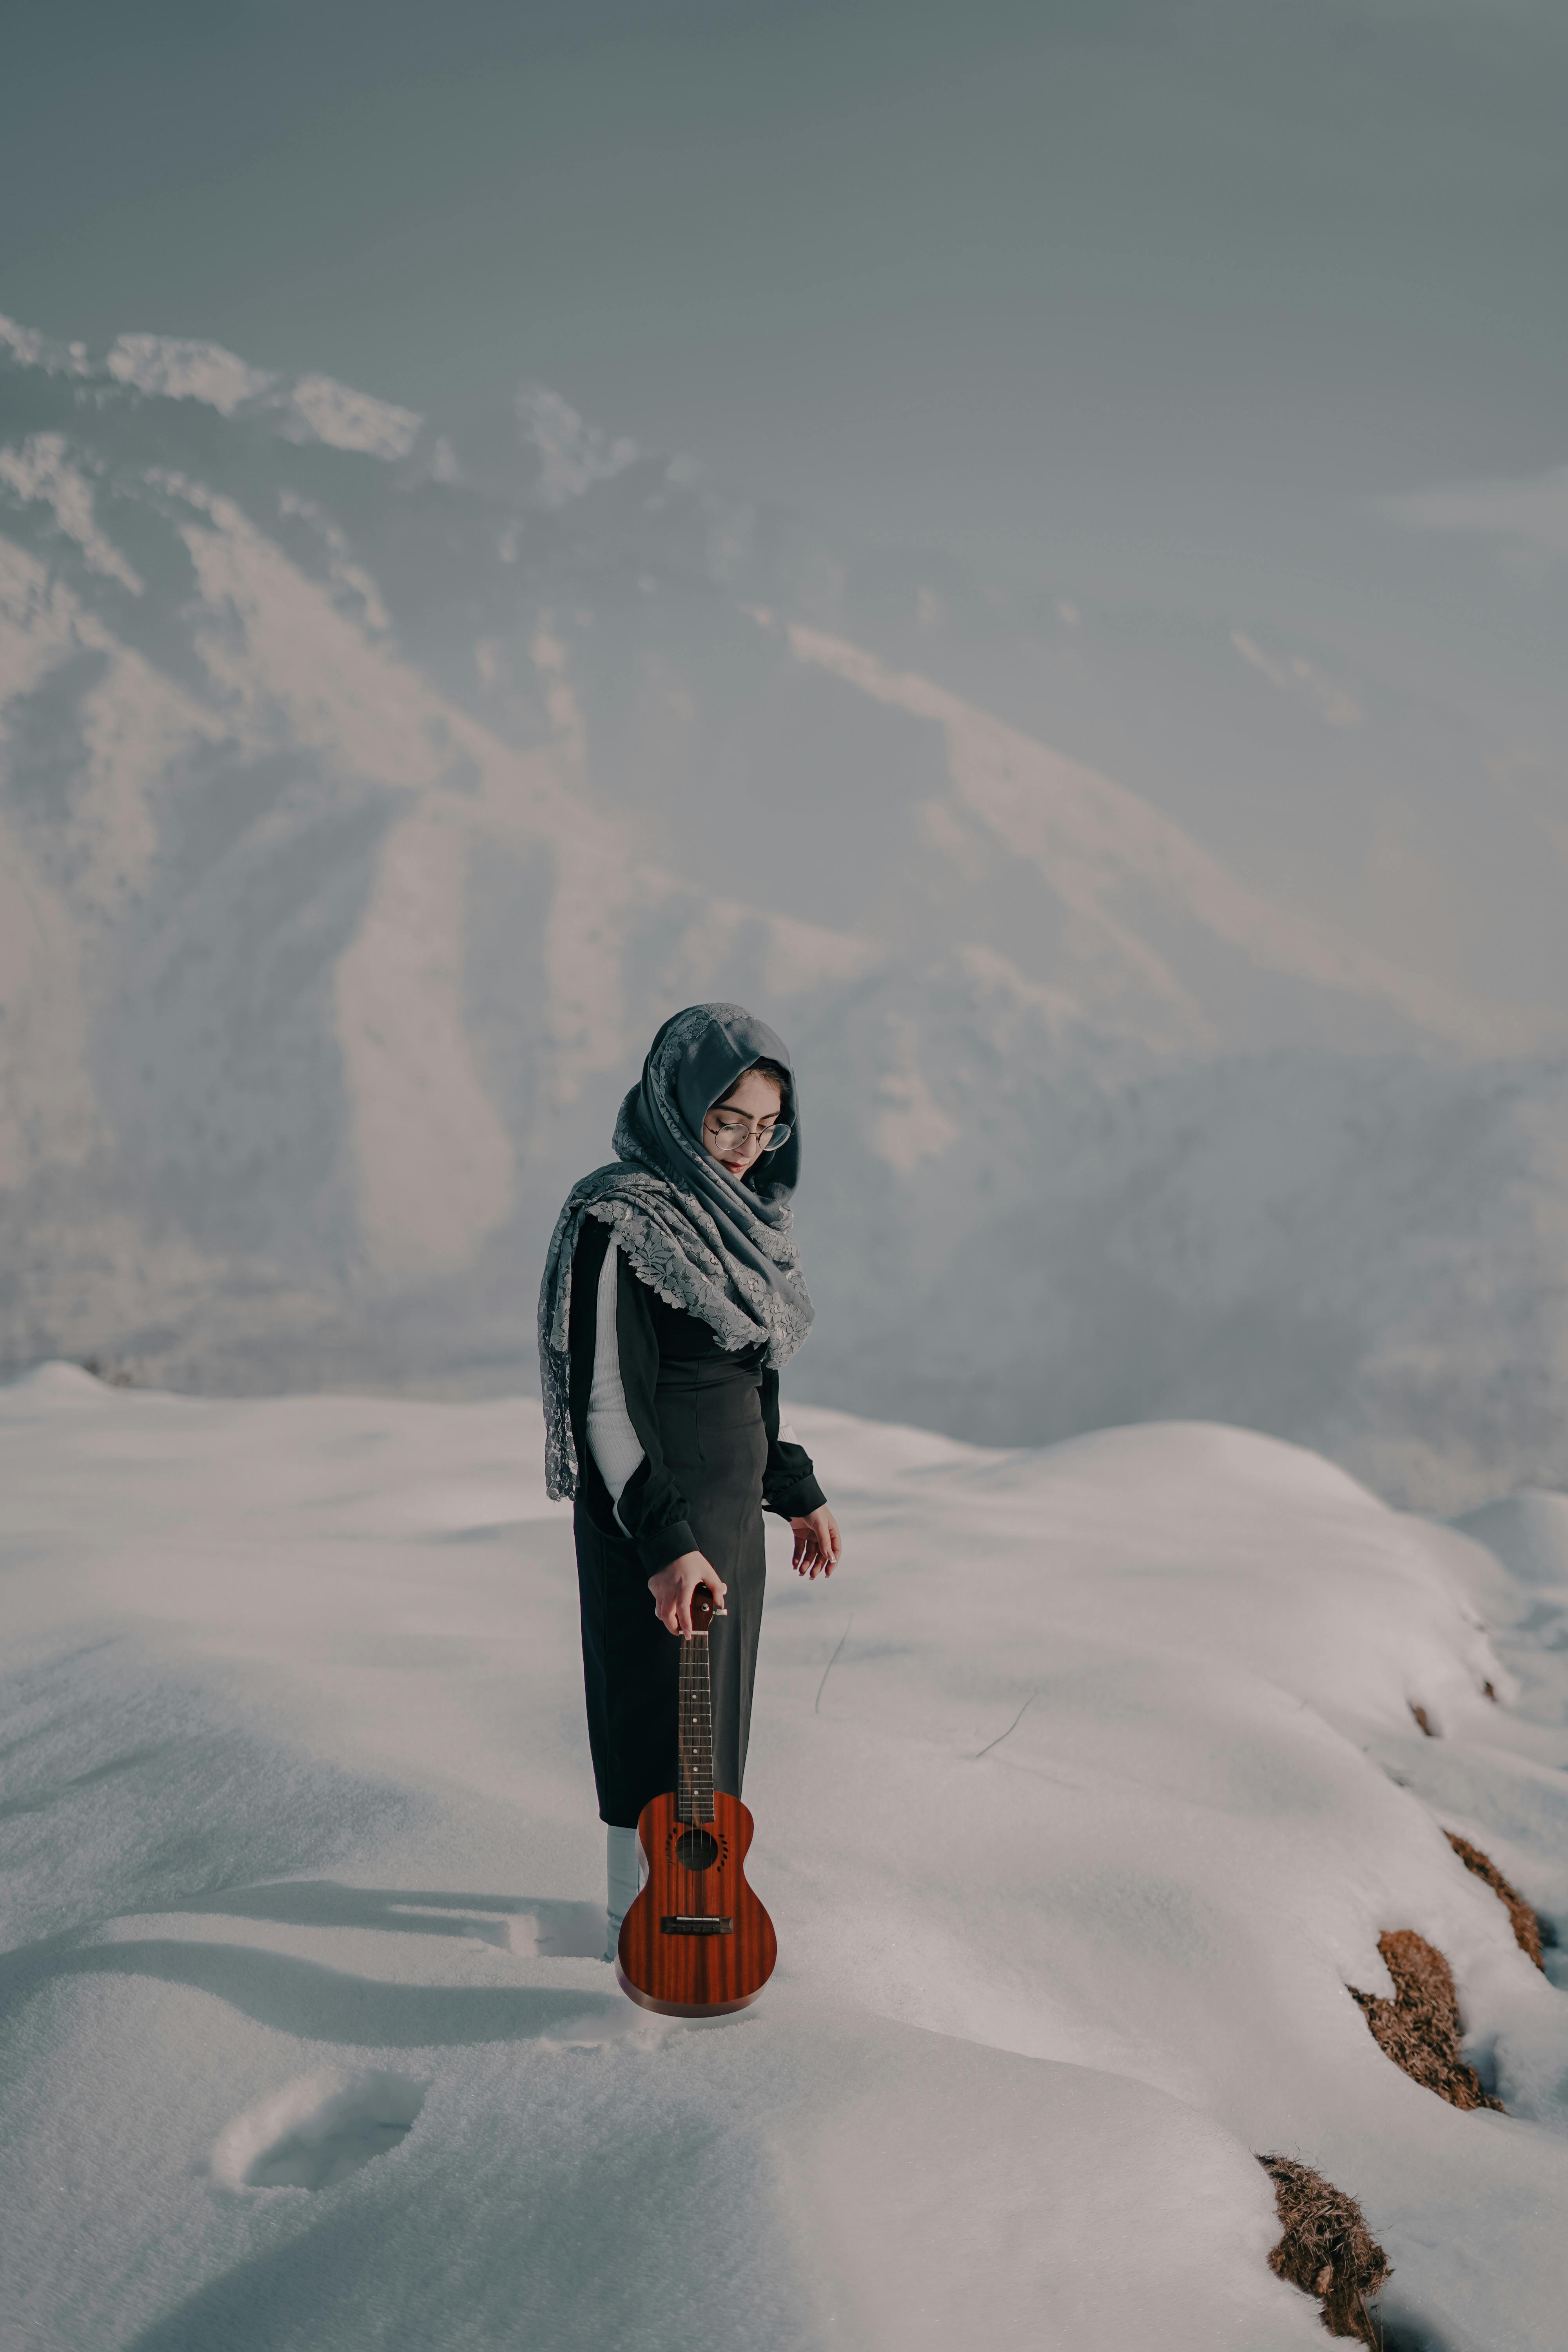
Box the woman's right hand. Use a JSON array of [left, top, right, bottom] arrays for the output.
[[648, 1552, 728, 1635]]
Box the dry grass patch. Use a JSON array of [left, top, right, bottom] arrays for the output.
[[1350, 1929, 1503, 2112], [1445, 1830, 1545, 1970], [1257, 2154, 1390, 2345]]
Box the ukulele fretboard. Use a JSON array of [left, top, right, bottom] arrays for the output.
[[677, 1628, 715, 1824]]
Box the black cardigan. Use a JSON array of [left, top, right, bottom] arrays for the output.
[[566, 1213, 826, 1574]]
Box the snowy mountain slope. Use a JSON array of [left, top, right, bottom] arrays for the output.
[[2, 1370, 1566, 2349], [822, 567, 1568, 1028], [1, 310, 1485, 1061], [796, 1030, 1568, 1514], [777, 620, 1503, 1049], [3, 316, 1568, 1504]]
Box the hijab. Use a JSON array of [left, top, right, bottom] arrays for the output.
[[537, 1002, 815, 1501]]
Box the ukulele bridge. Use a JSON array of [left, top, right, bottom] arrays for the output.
[[661, 1916, 734, 1936]]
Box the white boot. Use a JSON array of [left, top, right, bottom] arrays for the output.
[[604, 1824, 644, 1963]]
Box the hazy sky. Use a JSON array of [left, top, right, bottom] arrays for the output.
[[4, 0, 1566, 676]]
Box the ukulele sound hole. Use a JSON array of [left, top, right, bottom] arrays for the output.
[[673, 1828, 720, 1874]]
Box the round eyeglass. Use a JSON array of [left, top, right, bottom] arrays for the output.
[[707, 1113, 793, 1151]]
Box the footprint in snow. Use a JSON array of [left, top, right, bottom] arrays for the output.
[[211, 2069, 425, 2192]]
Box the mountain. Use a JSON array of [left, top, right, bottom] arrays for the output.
[[1, 313, 1564, 1509]]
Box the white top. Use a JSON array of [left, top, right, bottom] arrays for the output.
[[585, 1239, 647, 1525]]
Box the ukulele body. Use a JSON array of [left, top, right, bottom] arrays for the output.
[[616, 1788, 777, 2017]]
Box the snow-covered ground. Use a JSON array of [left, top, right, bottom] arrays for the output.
[[2, 1365, 1566, 2350]]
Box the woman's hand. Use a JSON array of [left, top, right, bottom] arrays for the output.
[[648, 1551, 728, 1635], [790, 1505, 841, 1580]]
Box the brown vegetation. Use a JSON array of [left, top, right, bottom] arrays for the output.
[[1257, 2154, 1390, 2345], [1349, 1930, 1503, 2112], [1445, 1831, 1544, 1970], [1408, 1704, 1435, 1736]]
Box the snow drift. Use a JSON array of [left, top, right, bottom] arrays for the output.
[[1, 1367, 1565, 2348]]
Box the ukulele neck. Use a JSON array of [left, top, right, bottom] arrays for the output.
[[676, 1628, 715, 1824]]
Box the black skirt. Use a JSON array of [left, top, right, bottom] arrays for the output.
[[575, 1357, 768, 1828]]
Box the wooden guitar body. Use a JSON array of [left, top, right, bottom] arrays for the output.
[[617, 1788, 777, 2017]]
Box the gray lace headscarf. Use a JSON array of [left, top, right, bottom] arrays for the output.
[[537, 1002, 815, 1501]]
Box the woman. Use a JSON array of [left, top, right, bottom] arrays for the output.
[[538, 1002, 842, 1960]]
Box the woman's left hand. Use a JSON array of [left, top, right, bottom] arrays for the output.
[[790, 1505, 841, 1579]]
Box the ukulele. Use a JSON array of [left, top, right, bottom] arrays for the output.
[[616, 1584, 777, 2016]]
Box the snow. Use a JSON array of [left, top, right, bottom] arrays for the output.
[[0, 314, 90, 375], [866, 1011, 961, 1172], [517, 384, 638, 508], [1382, 464, 1568, 563], [212, 2068, 428, 2192], [1230, 628, 1366, 730], [1455, 1489, 1568, 1596], [781, 620, 1489, 1046], [283, 377, 422, 461], [102, 339, 421, 461], [334, 807, 520, 1278], [3, 1368, 1565, 2349], [107, 334, 276, 416], [101, 337, 420, 459], [0, 432, 145, 592]]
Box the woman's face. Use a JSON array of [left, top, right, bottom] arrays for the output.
[[701, 1069, 785, 1180]]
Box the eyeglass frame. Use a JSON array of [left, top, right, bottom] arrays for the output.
[[704, 1109, 794, 1152]]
